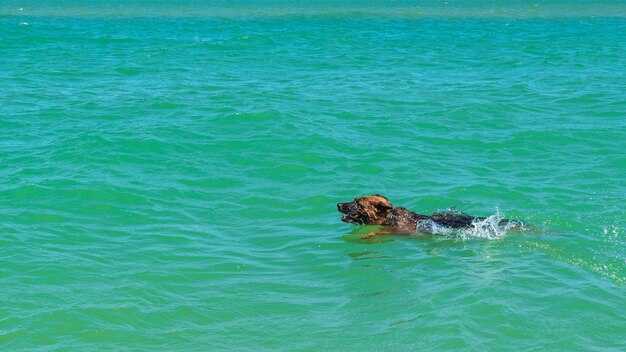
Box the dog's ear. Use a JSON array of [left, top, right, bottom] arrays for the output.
[[373, 199, 392, 214]]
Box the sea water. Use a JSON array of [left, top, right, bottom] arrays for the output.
[[1, 1, 625, 350]]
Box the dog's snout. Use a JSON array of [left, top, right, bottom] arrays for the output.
[[337, 202, 350, 213]]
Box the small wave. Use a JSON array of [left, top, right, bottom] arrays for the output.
[[419, 208, 522, 240]]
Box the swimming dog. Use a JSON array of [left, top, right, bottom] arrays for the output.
[[337, 194, 519, 238]]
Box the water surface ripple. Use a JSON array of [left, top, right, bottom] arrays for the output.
[[1, 4, 625, 351]]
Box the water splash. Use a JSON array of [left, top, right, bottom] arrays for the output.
[[462, 209, 517, 240], [601, 225, 620, 241], [419, 208, 522, 240]]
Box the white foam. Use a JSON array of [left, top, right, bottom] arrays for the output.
[[421, 208, 522, 240], [462, 208, 523, 240], [417, 219, 454, 236], [602, 225, 620, 240]]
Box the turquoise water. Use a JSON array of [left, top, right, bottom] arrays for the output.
[[2, 1, 625, 350]]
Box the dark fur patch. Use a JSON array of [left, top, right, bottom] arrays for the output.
[[337, 194, 520, 239]]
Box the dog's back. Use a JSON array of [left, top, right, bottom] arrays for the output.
[[337, 194, 523, 237]]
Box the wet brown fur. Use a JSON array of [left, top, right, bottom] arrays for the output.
[[337, 194, 515, 239]]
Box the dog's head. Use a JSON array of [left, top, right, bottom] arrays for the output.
[[337, 194, 393, 225]]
